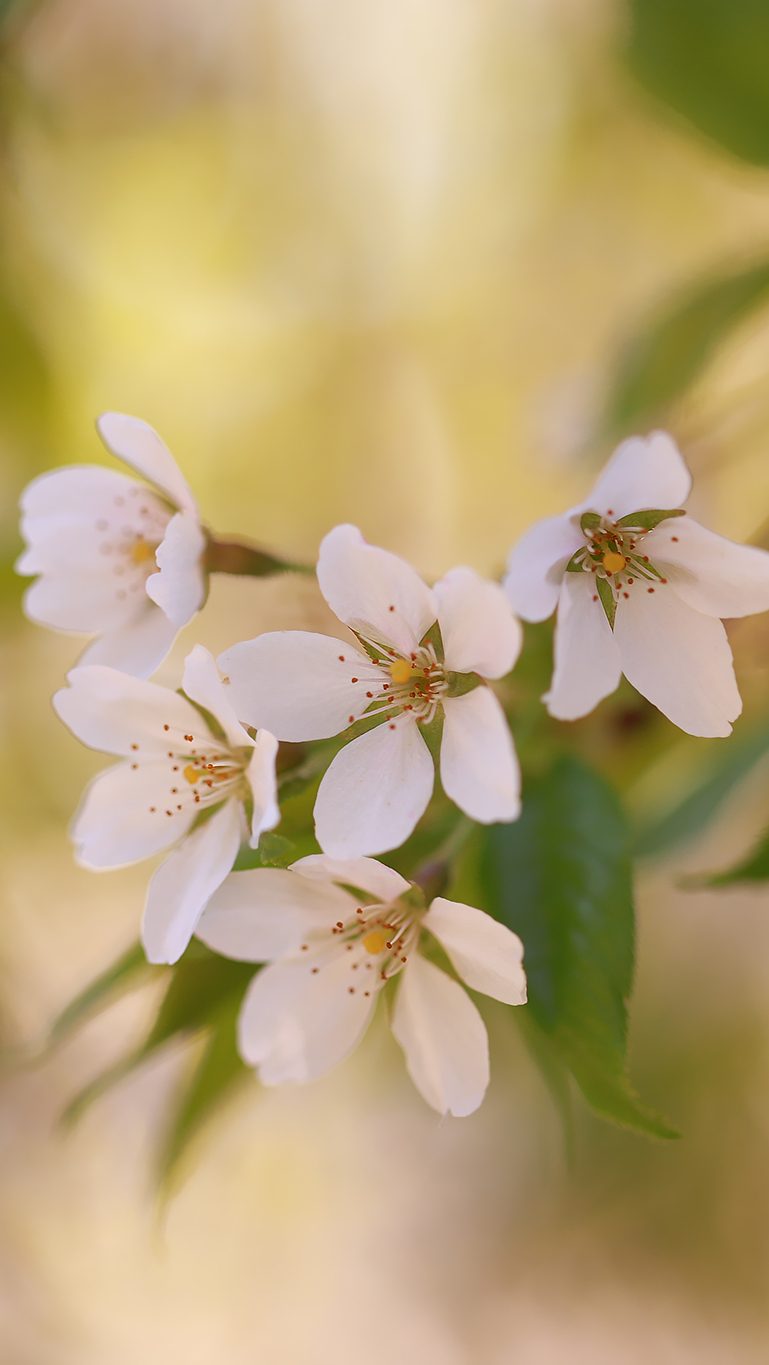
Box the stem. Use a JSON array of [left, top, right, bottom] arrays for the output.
[[204, 535, 313, 578]]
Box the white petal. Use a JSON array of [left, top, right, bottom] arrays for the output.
[[182, 644, 252, 749], [614, 579, 741, 737], [391, 954, 489, 1117], [142, 798, 242, 964], [22, 570, 143, 634], [587, 431, 692, 520], [75, 607, 179, 679], [644, 516, 769, 620], [423, 898, 527, 1005], [237, 954, 377, 1083], [544, 573, 622, 721], [18, 466, 166, 574], [290, 854, 411, 901], [434, 567, 522, 679], [440, 688, 520, 823], [53, 664, 212, 757], [146, 512, 206, 628], [317, 523, 436, 657], [314, 718, 434, 858], [218, 632, 376, 740], [197, 868, 357, 961], [503, 513, 583, 623], [246, 731, 281, 846], [69, 760, 196, 868], [97, 412, 198, 517]]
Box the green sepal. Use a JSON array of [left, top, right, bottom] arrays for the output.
[[257, 830, 297, 867], [580, 511, 602, 534], [418, 710, 444, 765], [596, 575, 616, 629], [444, 671, 483, 699], [616, 507, 685, 531], [419, 619, 445, 663], [565, 550, 587, 573]]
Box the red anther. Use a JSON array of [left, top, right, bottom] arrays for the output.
[[131, 763, 138, 770], [660, 578, 667, 584], [166, 810, 172, 816], [168, 751, 173, 757], [312, 967, 319, 974], [348, 716, 354, 724], [366, 691, 373, 698], [301, 944, 308, 951], [349, 987, 355, 994], [351, 677, 358, 683], [410, 652, 417, 661], [389, 605, 395, 611], [627, 577, 634, 583], [131, 743, 138, 750], [593, 595, 598, 602], [623, 592, 629, 598], [150, 806, 156, 812], [163, 724, 169, 731], [672, 536, 678, 542], [339, 655, 345, 661], [389, 723, 396, 729], [642, 556, 649, 563], [648, 587, 655, 593], [336, 922, 343, 928]]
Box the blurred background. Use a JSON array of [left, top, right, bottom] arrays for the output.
[[5, 0, 769, 1358]]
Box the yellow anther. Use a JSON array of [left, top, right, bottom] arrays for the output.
[[130, 539, 156, 565], [389, 659, 413, 685], [602, 551, 626, 575], [183, 765, 200, 785], [363, 931, 386, 955]]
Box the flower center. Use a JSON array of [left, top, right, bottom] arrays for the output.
[[347, 627, 450, 726], [301, 897, 423, 998], [130, 723, 251, 822], [130, 538, 157, 565]]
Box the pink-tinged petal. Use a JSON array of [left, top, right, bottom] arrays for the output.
[[97, 412, 198, 517], [142, 798, 242, 964], [434, 567, 522, 679], [290, 854, 411, 902], [544, 573, 622, 721], [317, 524, 436, 657], [614, 579, 741, 737], [182, 644, 252, 749], [198, 868, 358, 961], [218, 632, 376, 741], [75, 608, 179, 679], [314, 719, 434, 858], [503, 513, 583, 623], [18, 466, 166, 574], [440, 688, 520, 824], [53, 664, 212, 757], [423, 898, 527, 1005], [69, 760, 196, 868], [645, 516, 769, 620], [146, 512, 206, 628], [246, 731, 281, 846], [391, 954, 489, 1117], [586, 431, 692, 520], [237, 953, 377, 1083]]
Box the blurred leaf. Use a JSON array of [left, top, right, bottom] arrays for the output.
[[47, 941, 156, 1050], [62, 944, 258, 1129], [605, 255, 769, 433], [632, 721, 769, 858], [156, 995, 251, 1200], [475, 754, 677, 1138], [258, 830, 297, 866], [516, 1008, 575, 1161], [627, 0, 769, 167], [686, 823, 769, 888]]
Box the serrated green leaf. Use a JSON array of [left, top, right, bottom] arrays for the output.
[[616, 508, 686, 531], [596, 575, 616, 629], [603, 255, 769, 432], [580, 511, 602, 534], [627, 0, 769, 167], [475, 755, 677, 1138], [48, 941, 156, 1049], [156, 996, 251, 1200], [632, 721, 769, 858]]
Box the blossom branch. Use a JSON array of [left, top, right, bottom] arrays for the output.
[[203, 534, 313, 578]]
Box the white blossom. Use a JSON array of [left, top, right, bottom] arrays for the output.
[[218, 524, 522, 859], [17, 412, 206, 678], [503, 431, 769, 737], [53, 645, 279, 964], [197, 854, 527, 1117]]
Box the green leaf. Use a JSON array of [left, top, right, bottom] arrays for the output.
[[627, 0, 769, 167], [474, 755, 677, 1138], [257, 831, 297, 867], [596, 575, 616, 630], [580, 511, 602, 535], [616, 508, 686, 531], [156, 996, 251, 1200], [686, 823, 769, 888], [47, 941, 156, 1049], [631, 721, 769, 858], [604, 255, 769, 432]]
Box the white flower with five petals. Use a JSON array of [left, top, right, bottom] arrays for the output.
[[218, 524, 522, 859], [197, 854, 527, 1117], [504, 431, 769, 737], [18, 412, 206, 678], [53, 645, 279, 964]]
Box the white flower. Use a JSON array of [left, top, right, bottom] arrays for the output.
[[504, 431, 769, 737], [52, 645, 280, 965], [218, 524, 522, 858], [17, 412, 206, 678], [197, 854, 527, 1117]]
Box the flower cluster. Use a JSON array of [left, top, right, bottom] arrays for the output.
[[20, 415, 769, 1118]]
